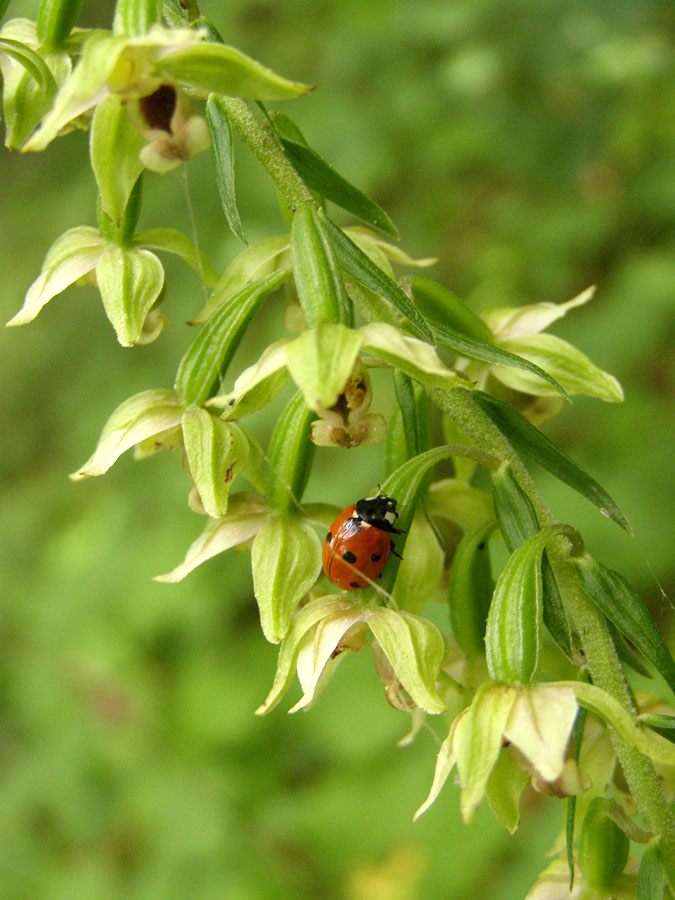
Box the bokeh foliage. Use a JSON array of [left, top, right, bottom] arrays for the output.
[[0, 1, 673, 897]]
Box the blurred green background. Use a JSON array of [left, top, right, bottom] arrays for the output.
[[1, 1, 673, 898]]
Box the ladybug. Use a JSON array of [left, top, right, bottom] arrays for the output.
[[322, 494, 402, 591]]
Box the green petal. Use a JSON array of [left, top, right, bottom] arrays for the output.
[[285, 322, 363, 411], [483, 286, 596, 339]]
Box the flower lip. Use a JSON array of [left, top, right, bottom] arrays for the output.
[[138, 83, 177, 133]]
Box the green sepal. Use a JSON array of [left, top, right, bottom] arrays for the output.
[[70, 389, 184, 479], [485, 748, 529, 834], [579, 798, 629, 891], [37, 0, 83, 49], [378, 444, 499, 594], [321, 216, 435, 344], [6, 226, 104, 327], [285, 322, 363, 412], [637, 840, 666, 900], [573, 555, 675, 698], [133, 227, 220, 287], [158, 42, 312, 100], [113, 0, 161, 36], [483, 286, 596, 339], [266, 391, 315, 512], [273, 113, 398, 237], [205, 94, 246, 244], [412, 278, 493, 343], [454, 682, 518, 823], [448, 518, 497, 659], [190, 234, 289, 324], [90, 94, 145, 227], [181, 408, 248, 518], [291, 204, 351, 326], [251, 513, 322, 643], [175, 268, 290, 406], [490, 461, 573, 660], [215, 340, 291, 421], [495, 333, 624, 402], [431, 318, 568, 399], [474, 390, 632, 534], [154, 492, 268, 582], [95, 243, 164, 346]]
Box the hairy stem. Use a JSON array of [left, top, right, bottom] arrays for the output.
[[217, 97, 313, 211]]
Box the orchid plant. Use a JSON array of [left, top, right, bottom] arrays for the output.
[[3, 1, 674, 897]]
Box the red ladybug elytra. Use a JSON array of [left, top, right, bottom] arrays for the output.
[[322, 495, 402, 591]]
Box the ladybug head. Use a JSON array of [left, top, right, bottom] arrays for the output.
[[355, 494, 401, 533]]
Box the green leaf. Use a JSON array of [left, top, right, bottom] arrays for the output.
[[359, 322, 468, 390], [448, 518, 497, 659], [266, 391, 315, 511], [412, 278, 493, 343], [133, 227, 220, 287], [90, 95, 145, 226], [181, 409, 248, 518], [251, 514, 323, 643], [431, 318, 568, 399], [495, 333, 624, 401], [454, 682, 518, 823], [159, 43, 312, 100], [474, 390, 632, 534], [6, 226, 104, 326], [321, 216, 435, 343], [393, 371, 419, 459], [573, 555, 675, 698], [205, 94, 246, 244], [639, 714, 675, 745], [285, 322, 363, 411], [153, 492, 268, 582], [70, 389, 184, 480], [291, 204, 351, 326], [273, 123, 398, 236], [637, 840, 665, 900], [190, 234, 289, 323], [96, 244, 164, 346], [37, 0, 84, 49], [485, 532, 548, 684], [175, 269, 290, 406]]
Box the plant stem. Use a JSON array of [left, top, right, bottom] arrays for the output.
[[217, 97, 313, 211], [434, 385, 675, 885]]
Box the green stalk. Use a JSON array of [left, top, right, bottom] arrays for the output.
[[433, 385, 675, 886], [215, 97, 313, 212]]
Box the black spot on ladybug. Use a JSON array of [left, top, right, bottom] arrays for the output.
[[371, 552, 381, 562], [342, 550, 357, 564], [326, 532, 332, 543], [350, 581, 362, 589]]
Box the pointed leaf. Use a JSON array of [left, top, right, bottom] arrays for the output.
[[6, 227, 104, 326], [206, 93, 246, 243], [182, 410, 248, 518], [134, 228, 220, 287], [159, 43, 312, 99], [90, 94, 145, 225], [274, 127, 398, 236], [285, 322, 364, 411], [474, 390, 632, 534], [359, 322, 466, 389], [71, 389, 184, 479], [291, 204, 351, 326], [412, 278, 493, 343], [251, 514, 322, 643], [175, 268, 290, 405], [321, 216, 435, 343], [495, 333, 623, 401], [366, 607, 446, 714], [431, 319, 568, 399], [414, 715, 461, 819], [153, 493, 268, 582], [454, 682, 517, 822], [190, 235, 289, 324], [573, 555, 675, 698], [96, 244, 164, 346]]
